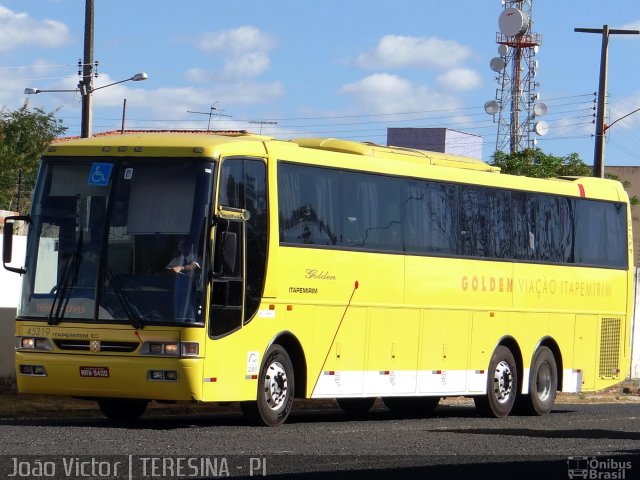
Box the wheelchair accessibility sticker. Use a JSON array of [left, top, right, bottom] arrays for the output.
[[88, 163, 113, 186]]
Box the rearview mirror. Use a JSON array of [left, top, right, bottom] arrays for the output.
[[3, 222, 14, 265], [3, 215, 30, 274]]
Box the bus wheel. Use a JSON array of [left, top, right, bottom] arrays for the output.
[[337, 397, 376, 414], [382, 396, 440, 416], [251, 344, 295, 427], [97, 398, 148, 421], [474, 346, 517, 418], [520, 346, 558, 415]]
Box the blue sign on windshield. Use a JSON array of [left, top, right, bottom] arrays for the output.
[[88, 163, 113, 186]]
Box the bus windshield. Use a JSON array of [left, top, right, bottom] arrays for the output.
[[19, 157, 214, 326]]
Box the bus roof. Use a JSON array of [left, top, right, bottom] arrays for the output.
[[44, 131, 627, 202], [289, 137, 500, 173], [46, 131, 271, 159], [48, 131, 498, 172]]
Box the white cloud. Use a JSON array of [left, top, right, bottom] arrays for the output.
[[339, 73, 460, 114], [437, 68, 482, 91], [223, 52, 271, 78], [0, 5, 71, 51], [355, 35, 471, 70], [192, 26, 275, 80], [196, 26, 275, 54], [115, 81, 286, 122], [184, 68, 212, 84], [0, 74, 30, 109], [100, 81, 285, 133]]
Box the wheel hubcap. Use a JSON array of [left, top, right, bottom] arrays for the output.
[[535, 362, 552, 402], [263, 361, 288, 410], [493, 360, 513, 404]]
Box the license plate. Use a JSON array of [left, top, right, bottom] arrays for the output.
[[79, 367, 109, 378]]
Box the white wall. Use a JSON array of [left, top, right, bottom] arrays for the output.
[[0, 235, 26, 379]]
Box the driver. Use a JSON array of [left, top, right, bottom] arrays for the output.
[[165, 236, 200, 274]]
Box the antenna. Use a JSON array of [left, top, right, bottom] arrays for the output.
[[187, 103, 232, 131], [485, 0, 548, 154], [249, 120, 278, 134]]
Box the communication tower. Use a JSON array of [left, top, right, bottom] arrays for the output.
[[485, 0, 548, 153]]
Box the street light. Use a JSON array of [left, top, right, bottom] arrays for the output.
[[24, 72, 148, 137], [93, 72, 148, 91], [604, 107, 640, 133], [24, 87, 77, 95]]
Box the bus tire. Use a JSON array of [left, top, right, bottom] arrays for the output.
[[336, 397, 376, 414], [519, 346, 558, 416], [382, 396, 440, 416], [252, 344, 295, 427], [474, 346, 517, 418], [97, 398, 148, 421]]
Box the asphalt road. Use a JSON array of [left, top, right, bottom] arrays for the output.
[[0, 401, 638, 480]]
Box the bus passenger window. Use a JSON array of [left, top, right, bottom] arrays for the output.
[[278, 164, 339, 246], [404, 181, 458, 254]]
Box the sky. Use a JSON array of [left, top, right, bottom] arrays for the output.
[[1, 0, 640, 166]]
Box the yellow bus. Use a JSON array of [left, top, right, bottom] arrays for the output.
[[4, 132, 633, 426]]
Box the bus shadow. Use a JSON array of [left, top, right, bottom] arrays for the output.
[[0, 402, 576, 430], [439, 426, 640, 441]]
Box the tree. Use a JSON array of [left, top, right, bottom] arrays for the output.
[[0, 102, 67, 213], [490, 148, 591, 178]]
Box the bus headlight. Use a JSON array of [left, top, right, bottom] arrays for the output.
[[16, 337, 53, 351], [146, 342, 179, 356], [142, 342, 199, 357], [181, 342, 199, 357]]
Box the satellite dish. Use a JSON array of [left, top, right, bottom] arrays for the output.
[[534, 103, 548, 116], [490, 57, 507, 72], [498, 44, 509, 57], [499, 8, 529, 37], [534, 121, 549, 136], [484, 100, 501, 115]]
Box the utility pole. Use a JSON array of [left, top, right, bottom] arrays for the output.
[[575, 25, 640, 178], [120, 98, 127, 134], [80, 0, 94, 138]]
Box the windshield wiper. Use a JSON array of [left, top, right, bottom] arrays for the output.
[[106, 268, 144, 329], [48, 230, 83, 325]]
